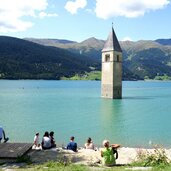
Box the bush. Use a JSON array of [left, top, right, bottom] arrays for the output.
[[133, 145, 170, 168], [16, 155, 32, 164]]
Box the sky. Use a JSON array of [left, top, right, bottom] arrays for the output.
[[0, 0, 171, 42]]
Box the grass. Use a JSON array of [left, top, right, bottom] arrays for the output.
[[12, 163, 171, 171], [9, 163, 127, 171], [1, 145, 171, 171], [61, 71, 101, 80], [1, 160, 171, 171], [15, 162, 91, 171]]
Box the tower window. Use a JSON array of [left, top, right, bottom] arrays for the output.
[[117, 55, 120, 62], [105, 54, 110, 62]]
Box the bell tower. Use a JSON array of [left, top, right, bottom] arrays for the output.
[[101, 26, 122, 99]]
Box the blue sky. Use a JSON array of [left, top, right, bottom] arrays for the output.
[[0, 0, 171, 42]]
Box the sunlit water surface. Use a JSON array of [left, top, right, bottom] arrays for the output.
[[0, 80, 171, 148]]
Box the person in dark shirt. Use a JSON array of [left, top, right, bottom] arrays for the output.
[[0, 126, 9, 143], [67, 136, 77, 152], [49, 131, 56, 148]]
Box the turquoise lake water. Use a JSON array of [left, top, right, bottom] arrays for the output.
[[0, 80, 171, 148]]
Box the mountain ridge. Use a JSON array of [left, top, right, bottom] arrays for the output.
[[25, 37, 171, 79], [0, 36, 99, 79], [1, 36, 171, 80]]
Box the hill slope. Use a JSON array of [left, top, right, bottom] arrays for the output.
[[1, 36, 171, 80], [0, 36, 99, 79], [155, 39, 171, 46], [26, 37, 171, 79]]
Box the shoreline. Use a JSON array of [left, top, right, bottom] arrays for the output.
[[1, 145, 171, 170], [8, 140, 171, 150], [27, 146, 171, 165]]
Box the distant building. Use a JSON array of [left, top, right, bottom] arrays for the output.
[[101, 26, 122, 99]]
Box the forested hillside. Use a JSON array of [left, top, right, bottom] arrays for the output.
[[1, 36, 171, 80], [26, 37, 171, 80], [0, 36, 99, 79]]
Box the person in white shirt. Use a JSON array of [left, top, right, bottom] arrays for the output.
[[34, 133, 40, 146], [32, 132, 42, 150], [41, 131, 51, 150], [84, 137, 94, 150]]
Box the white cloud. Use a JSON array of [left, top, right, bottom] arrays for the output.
[[0, 20, 33, 33], [95, 0, 170, 19], [0, 0, 57, 33], [39, 12, 58, 18], [122, 37, 133, 41], [65, 0, 87, 14]]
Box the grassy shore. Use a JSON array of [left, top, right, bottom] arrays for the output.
[[61, 71, 171, 81], [4, 162, 171, 171], [61, 71, 101, 80], [1, 146, 171, 171]]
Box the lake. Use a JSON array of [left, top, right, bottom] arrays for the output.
[[0, 80, 171, 148]]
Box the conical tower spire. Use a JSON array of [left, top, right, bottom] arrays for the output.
[[101, 25, 122, 99], [102, 25, 122, 52]]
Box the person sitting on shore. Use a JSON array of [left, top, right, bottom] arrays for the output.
[[49, 131, 56, 148], [34, 132, 40, 146], [32, 132, 41, 150], [67, 136, 77, 152], [84, 137, 94, 150], [101, 140, 120, 166], [0, 126, 9, 143], [41, 131, 51, 150]]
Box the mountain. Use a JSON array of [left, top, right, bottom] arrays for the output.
[[25, 37, 104, 61], [0, 36, 99, 79], [26, 37, 171, 80], [121, 40, 171, 79], [24, 37, 141, 80], [155, 39, 171, 46], [24, 38, 77, 46], [1, 36, 171, 80], [66, 37, 105, 61]]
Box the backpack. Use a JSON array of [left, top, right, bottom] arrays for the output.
[[112, 148, 118, 159]]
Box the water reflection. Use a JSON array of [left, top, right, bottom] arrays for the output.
[[99, 97, 152, 147], [99, 99, 125, 144]]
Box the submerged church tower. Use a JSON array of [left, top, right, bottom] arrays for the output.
[[101, 26, 122, 99]]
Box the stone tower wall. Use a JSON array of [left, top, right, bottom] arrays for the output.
[[101, 51, 122, 99]]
